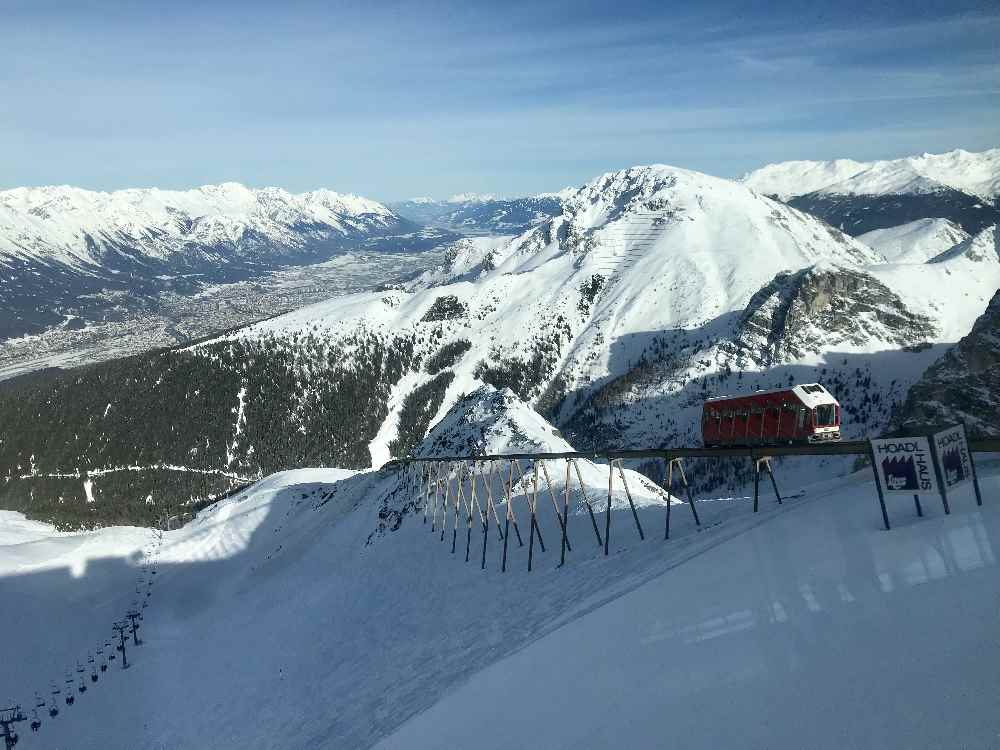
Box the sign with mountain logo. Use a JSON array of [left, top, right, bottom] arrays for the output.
[[932, 425, 972, 490], [870, 437, 939, 494]]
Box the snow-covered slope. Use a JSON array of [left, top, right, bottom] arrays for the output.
[[742, 148, 1000, 201], [376, 464, 1000, 750], [858, 218, 970, 263], [214, 163, 995, 466], [741, 148, 1000, 236], [894, 268, 1000, 437], [3, 402, 997, 749]]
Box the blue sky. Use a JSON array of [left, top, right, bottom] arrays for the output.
[[2, 0, 998, 199]]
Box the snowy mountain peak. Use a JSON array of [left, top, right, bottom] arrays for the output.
[[0, 182, 405, 271], [741, 147, 1000, 201], [416, 385, 573, 458], [447, 192, 499, 204], [858, 218, 970, 264], [929, 224, 1000, 265]]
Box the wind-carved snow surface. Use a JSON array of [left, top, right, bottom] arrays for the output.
[[742, 147, 1000, 200]]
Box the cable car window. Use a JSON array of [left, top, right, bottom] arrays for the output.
[[815, 404, 836, 426], [797, 408, 806, 429]]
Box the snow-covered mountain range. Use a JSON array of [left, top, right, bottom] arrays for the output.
[[742, 148, 1000, 202], [227, 163, 999, 465], [741, 148, 1000, 235], [0, 183, 429, 338], [2, 153, 998, 532]]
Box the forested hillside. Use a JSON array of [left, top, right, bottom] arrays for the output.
[[0, 330, 428, 528]]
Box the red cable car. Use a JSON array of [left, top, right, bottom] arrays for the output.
[[702, 383, 842, 447]]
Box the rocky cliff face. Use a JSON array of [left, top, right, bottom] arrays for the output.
[[731, 265, 937, 368], [894, 289, 1000, 437]]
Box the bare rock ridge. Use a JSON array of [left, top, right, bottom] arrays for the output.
[[894, 288, 1000, 438]]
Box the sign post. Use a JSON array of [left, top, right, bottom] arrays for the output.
[[931, 424, 983, 507], [869, 436, 941, 526]]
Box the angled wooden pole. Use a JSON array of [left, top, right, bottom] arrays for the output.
[[422, 462, 430, 524], [483, 461, 505, 540], [614, 458, 645, 541], [512, 459, 540, 549], [527, 460, 540, 571], [451, 462, 463, 554], [752, 451, 760, 513], [571, 458, 603, 547], [965, 424, 984, 507], [541, 459, 572, 551], [457, 462, 474, 561], [664, 457, 674, 540], [560, 459, 571, 566], [763, 457, 782, 504], [605, 458, 613, 556], [868, 443, 891, 531], [674, 458, 701, 526], [440, 462, 451, 541]]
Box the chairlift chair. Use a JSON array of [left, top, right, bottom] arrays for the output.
[[30, 709, 41, 732], [78, 678, 86, 694]]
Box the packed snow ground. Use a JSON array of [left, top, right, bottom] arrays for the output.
[[2, 452, 998, 748], [377, 461, 1000, 750]]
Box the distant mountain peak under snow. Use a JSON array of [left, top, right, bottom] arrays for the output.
[[741, 147, 1000, 201]]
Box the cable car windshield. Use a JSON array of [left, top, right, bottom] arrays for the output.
[[815, 404, 836, 427]]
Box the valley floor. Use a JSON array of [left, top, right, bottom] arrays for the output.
[[1, 459, 996, 749], [0, 249, 444, 382]]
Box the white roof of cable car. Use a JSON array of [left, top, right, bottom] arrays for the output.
[[705, 383, 839, 409]]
